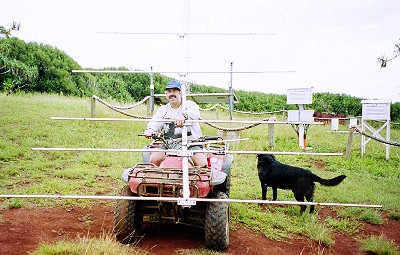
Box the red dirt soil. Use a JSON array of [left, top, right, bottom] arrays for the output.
[[0, 204, 399, 255]]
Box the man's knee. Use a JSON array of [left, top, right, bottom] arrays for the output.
[[150, 152, 165, 166], [192, 153, 208, 167]]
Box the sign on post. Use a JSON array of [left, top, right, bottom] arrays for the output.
[[361, 99, 391, 160], [287, 88, 313, 149], [287, 88, 313, 105]]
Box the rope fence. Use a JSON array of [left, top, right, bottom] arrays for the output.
[[200, 104, 287, 115], [90, 96, 399, 146], [95, 95, 150, 110], [350, 126, 400, 146], [91, 95, 283, 132], [345, 125, 399, 159], [92, 95, 151, 119]]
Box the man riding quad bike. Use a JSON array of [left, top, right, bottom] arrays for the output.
[[115, 130, 233, 251]]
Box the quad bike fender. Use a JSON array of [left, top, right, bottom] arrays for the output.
[[222, 154, 233, 175], [208, 154, 233, 175], [121, 167, 132, 184]]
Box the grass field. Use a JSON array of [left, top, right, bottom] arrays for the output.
[[1, 93, 399, 254]]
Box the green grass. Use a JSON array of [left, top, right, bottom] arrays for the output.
[[30, 233, 147, 255], [361, 235, 399, 255], [1, 93, 399, 253]]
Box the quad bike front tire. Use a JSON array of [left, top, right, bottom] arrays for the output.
[[204, 191, 229, 250], [114, 185, 141, 244]]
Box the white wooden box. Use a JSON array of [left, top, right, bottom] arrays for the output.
[[331, 118, 339, 131], [299, 110, 314, 122], [349, 118, 357, 128], [287, 110, 299, 122]]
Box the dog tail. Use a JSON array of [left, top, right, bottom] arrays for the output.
[[313, 174, 346, 186]]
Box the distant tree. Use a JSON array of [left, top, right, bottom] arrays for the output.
[[0, 37, 92, 96], [378, 38, 400, 68], [0, 21, 20, 38], [312, 93, 362, 116], [0, 52, 38, 94]]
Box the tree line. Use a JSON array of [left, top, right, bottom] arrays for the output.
[[1, 37, 399, 122]]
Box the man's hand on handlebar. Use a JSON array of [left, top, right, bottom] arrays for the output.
[[174, 113, 187, 128], [143, 129, 156, 139]]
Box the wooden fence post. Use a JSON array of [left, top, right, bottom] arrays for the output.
[[268, 124, 276, 149], [146, 98, 151, 117], [90, 97, 96, 118], [345, 128, 354, 159]]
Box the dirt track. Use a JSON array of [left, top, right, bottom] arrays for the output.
[[0, 205, 399, 255]]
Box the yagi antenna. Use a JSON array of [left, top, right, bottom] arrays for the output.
[[97, 31, 276, 36], [71, 70, 295, 74]]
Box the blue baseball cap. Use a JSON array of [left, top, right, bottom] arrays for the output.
[[165, 80, 181, 90]]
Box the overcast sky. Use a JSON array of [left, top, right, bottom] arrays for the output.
[[1, 0, 399, 102]]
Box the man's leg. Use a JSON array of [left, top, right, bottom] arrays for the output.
[[191, 152, 208, 167], [149, 151, 165, 166]]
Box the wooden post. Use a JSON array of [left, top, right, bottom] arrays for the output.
[[345, 128, 354, 159], [282, 111, 286, 122], [268, 124, 275, 149], [90, 97, 96, 118], [146, 98, 151, 117]]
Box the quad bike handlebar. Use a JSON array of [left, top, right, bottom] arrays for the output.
[[139, 133, 223, 150]]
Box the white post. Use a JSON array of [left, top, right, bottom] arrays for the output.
[[386, 119, 390, 160], [229, 62, 233, 121], [298, 104, 305, 149], [178, 0, 195, 206], [361, 116, 366, 156], [179, 81, 194, 206], [149, 67, 154, 116]]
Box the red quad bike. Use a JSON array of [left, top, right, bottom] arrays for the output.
[[114, 134, 233, 251]]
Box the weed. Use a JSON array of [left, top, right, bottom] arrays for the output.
[[29, 233, 147, 255], [361, 235, 399, 255], [360, 210, 384, 225], [388, 211, 400, 220], [7, 198, 23, 209], [325, 216, 360, 235]]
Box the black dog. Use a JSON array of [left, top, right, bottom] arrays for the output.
[[257, 154, 346, 214]]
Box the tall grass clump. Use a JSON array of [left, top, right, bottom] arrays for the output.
[[361, 235, 399, 255], [29, 233, 148, 255]]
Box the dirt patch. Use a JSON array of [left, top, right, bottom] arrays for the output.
[[0, 205, 399, 255], [310, 159, 327, 169]]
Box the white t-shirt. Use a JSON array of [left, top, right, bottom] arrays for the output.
[[146, 100, 203, 140]]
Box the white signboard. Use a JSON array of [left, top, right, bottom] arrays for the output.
[[287, 88, 313, 105], [361, 100, 391, 120]]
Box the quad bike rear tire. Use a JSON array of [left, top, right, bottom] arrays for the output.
[[204, 191, 229, 250], [114, 185, 141, 243]]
